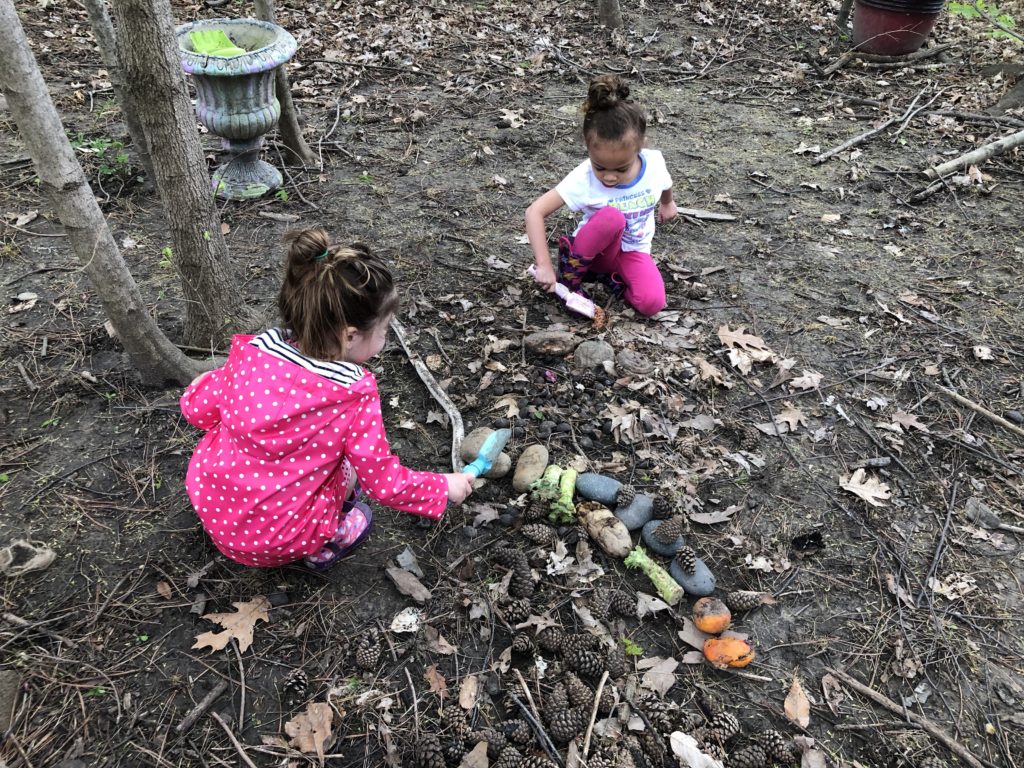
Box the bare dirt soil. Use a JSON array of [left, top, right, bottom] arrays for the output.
[[2, 1, 1023, 767]]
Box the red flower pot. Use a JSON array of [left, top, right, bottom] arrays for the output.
[[851, 0, 943, 55]]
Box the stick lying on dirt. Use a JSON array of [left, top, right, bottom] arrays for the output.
[[825, 668, 990, 768], [935, 384, 1024, 441], [677, 207, 736, 222], [813, 90, 926, 165], [390, 317, 466, 472], [923, 127, 1024, 179], [175, 679, 229, 734], [822, 43, 953, 76]]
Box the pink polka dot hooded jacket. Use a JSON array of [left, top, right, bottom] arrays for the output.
[[180, 334, 448, 567]]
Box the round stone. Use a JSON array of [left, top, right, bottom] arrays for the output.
[[574, 340, 614, 371], [575, 472, 621, 506], [614, 493, 654, 531], [641, 520, 686, 556], [669, 557, 716, 596]]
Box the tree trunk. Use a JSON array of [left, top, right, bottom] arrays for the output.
[[598, 0, 623, 29], [254, 0, 317, 167], [109, 0, 257, 348], [0, 0, 201, 387], [81, 0, 156, 187]]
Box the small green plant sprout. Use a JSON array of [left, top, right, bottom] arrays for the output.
[[948, 1, 1019, 40], [274, 189, 289, 202], [622, 637, 644, 656], [0, 473, 9, 483], [548, 467, 578, 524], [624, 546, 684, 606], [86, 686, 108, 697], [357, 172, 373, 183], [159, 247, 173, 268], [530, 464, 563, 502]]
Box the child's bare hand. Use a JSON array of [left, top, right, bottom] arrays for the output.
[[532, 263, 557, 293], [445, 472, 475, 505], [658, 200, 678, 223]]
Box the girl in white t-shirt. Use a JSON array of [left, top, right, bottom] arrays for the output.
[[525, 75, 677, 317]]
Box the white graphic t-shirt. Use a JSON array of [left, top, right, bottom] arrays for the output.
[[555, 148, 672, 254]]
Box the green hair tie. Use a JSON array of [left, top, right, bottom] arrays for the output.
[[314, 249, 330, 262]]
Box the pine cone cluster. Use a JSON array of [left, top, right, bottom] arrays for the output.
[[725, 591, 770, 612], [354, 628, 382, 670], [728, 744, 768, 768], [674, 546, 697, 575], [520, 522, 557, 545], [501, 596, 532, 624], [414, 733, 445, 768]]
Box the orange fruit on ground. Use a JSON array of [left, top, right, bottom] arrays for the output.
[[692, 596, 732, 634], [703, 636, 755, 668]]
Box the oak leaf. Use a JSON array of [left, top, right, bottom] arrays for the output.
[[284, 701, 334, 764], [192, 596, 270, 653], [789, 370, 823, 390], [424, 664, 447, 696], [637, 656, 678, 696], [784, 675, 811, 728], [839, 468, 891, 507], [718, 325, 774, 359]]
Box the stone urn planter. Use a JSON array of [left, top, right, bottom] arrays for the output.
[[175, 18, 297, 200], [851, 0, 944, 55]]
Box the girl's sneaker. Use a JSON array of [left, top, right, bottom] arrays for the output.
[[304, 502, 373, 571]]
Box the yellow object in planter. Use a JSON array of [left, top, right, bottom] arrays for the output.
[[189, 29, 246, 57]]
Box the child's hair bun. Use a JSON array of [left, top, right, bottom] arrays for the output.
[[283, 227, 332, 265], [585, 75, 631, 113]]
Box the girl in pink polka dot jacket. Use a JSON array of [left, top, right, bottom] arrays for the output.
[[180, 228, 476, 570]]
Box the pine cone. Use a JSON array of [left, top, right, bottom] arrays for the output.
[[502, 718, 533, 745], [512, 633, 535, 655], [729, 744, 768, 768], [546, 706, 587, 743], [639, 727, 666, 765], [702, 742, 727, 763], [501, 597, 532, 624], [725, 591, 771, 612], [589, 589, 611, 621], [609, 590, 636, 617], [444, 737, 467, 764], [521, 523, 557, 545], [414, 734, 445, 768], [585, 752, 615, 768], [523, 498, 548, 522], [754, 730, 793, 763], [604, 642, 628, 680], [616, 484, 636, 507], [559, 633, 598, 655], [546, 681, 570, 711], [520, 757, 559, 768], [681, 281, 710, 300], [441, 707, 470, 741], [651, 493, 674, 520], [564, 671, 594, 709], [674, 546, 697, 575], [917, 756, 946, 768], [492, 546, 520, 567], [536, 626, 565, 654], [564, 645, 604, 678], [355, 629, 382, 670], [509, 573, 535, 598], [638, 694, 678, 735], [281, 668, 309, 698], [652, 515, 686, 544], [468, 728, 507, 759], [707, 712, 740, 744], [493, 745, 524, 768], [738, 424, 760, 452]]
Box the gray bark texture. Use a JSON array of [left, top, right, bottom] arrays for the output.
[[598, 0, 623, 29], [254, 0, 317, 166], [109, 0, 257, 347], [0, 0, 201, 387], [81, 0, 157, 187]]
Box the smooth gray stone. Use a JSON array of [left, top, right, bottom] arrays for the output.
[[614, 493, 653, 531], [669, 557, 716, 597], [641, 520, 686, 556], [575, 339, 614, 370], [575, 472, 621, 506]]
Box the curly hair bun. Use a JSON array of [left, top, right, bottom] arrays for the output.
[[585, 75, 631, 112], [284, 227, 332, 264]]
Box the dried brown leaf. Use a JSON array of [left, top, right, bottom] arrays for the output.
[[839, 468, 891, 507], [424, 664, 447, 696], [284, 701, 334, 763], [784, 675, 811, 728], [385, 567, 432, 603], [192, 596, 270, 653]]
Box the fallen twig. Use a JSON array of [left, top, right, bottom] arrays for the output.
[[174, 679, 229, 734], [210, 711, 259, 768], [581, 670, 609, 757], [825, 667, 990, 768], [389, 317, 466, 471], [935, 384, 1024, 441], [676, 207, 736, 222], [814, 90, 925, 165], [512, 669, 563, 766], [821, 43, 953, 76], [2, 612, 78, 648], [923, 127, 1024, 179]]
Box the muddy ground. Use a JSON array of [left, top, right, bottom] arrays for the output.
[[1, 0, 1023, 766]]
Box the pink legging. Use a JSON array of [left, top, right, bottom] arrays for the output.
[[572, 207, 666, 316]]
